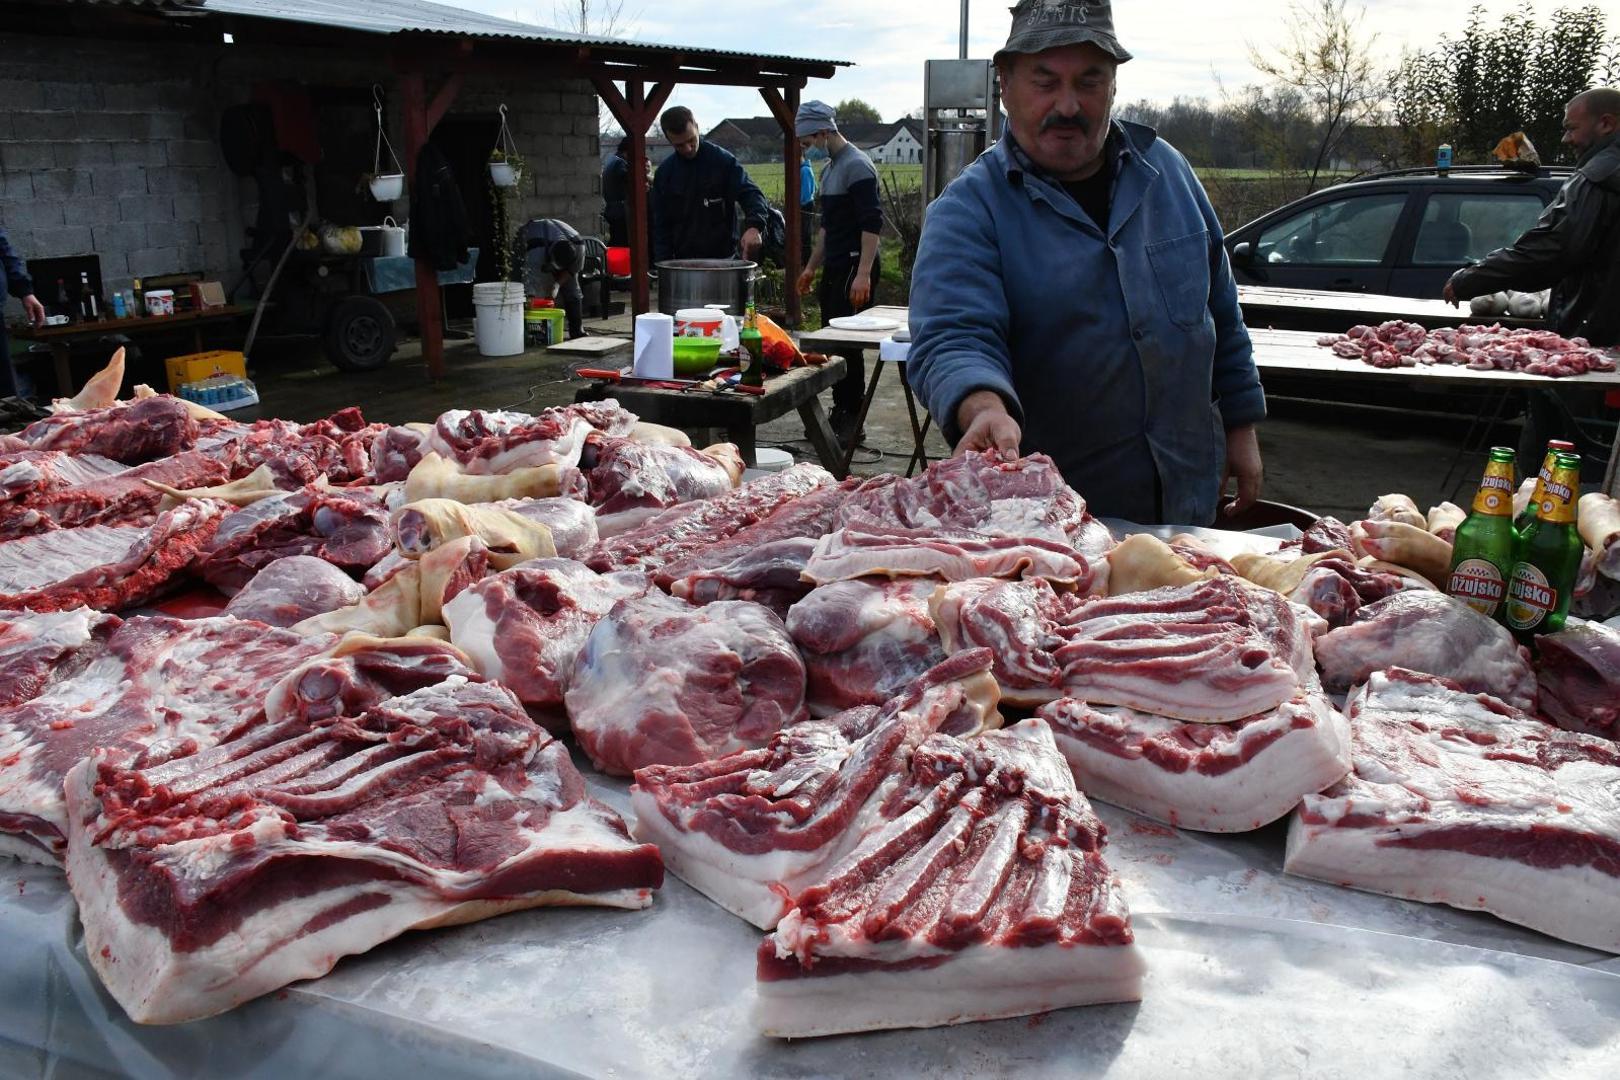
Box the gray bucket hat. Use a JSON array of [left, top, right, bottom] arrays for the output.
[[994, 0, 1133, 65]]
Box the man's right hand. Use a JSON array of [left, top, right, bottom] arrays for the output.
[[955, 390, 1021, 463], [796, 268, 816, 296]]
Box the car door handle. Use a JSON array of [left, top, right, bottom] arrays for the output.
[[1330, 279, 1369, 292]]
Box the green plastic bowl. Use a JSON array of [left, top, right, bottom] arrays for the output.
[[672, 336, 723, 375]]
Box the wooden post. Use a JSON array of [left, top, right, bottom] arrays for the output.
[[397, 66, 464, 380], [760, 84, 804, 328]]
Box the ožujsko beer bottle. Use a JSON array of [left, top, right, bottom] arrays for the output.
[[739, 293, 765, 388], [1514, 439, 1577, 534], [1503, 451, 1584, 642], [1445, 446, 1519, 618]]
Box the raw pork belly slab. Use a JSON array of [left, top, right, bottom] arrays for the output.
[[0, 607, 120, 709], [566, 593, 808, 775], [1313, 590, 1536, 710], [586, 463, 833, 574], [631, 650, 1002, 929], [1535, 623, 1620, 741], [195, 487, 392, 593], [659, 479, 856, 611], [756, 719, 1145, 1037], [581, 437, 741, 516], [802, 526, 1097, 589], [429, 402, 636, 474], [0, 615, 335, 862], [442, 559, 651, 723], [932, 577, 1087, 706], [1039, 690, 1351, 832], [0, 450, 230, 540], [0, 450, 126, 504], [64, 673, 664, 1024], [221, 556, 368, 628], [16, 396, 197, 463], [788, 577, 946, 716], [0, 500, 228, 613], [1285, 668, 1620, 953]]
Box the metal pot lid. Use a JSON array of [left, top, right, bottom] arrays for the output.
[[655, 259, 757, 271]]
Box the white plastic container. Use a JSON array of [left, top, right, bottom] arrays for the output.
[[473, 281, 525, 357], [674, 307, 725, 339], [145, 289, 175, 316], [704, 303, 740, 353], [754, 447, 794, 473], [368, 174, 404, 202]]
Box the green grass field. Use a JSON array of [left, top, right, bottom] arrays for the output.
[[746, 163, 923, 203]]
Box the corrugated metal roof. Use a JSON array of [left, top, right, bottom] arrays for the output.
[[199, 0, 849, 69]]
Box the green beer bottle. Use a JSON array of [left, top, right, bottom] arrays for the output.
[[1504, 452, 1584, 641], [1445, 447, 1518, 618], [1514, 439, 1577, 535], [739, 293, 765, 388]]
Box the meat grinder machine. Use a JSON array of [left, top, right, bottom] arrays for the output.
[[923, 58, 1002, 205]]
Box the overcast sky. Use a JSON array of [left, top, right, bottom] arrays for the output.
[[447, 0, 1567, 128]]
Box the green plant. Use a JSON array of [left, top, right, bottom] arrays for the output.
[[487, 146, 527, 282]]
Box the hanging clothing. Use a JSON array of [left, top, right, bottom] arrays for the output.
[[407, 143, 470, 272]]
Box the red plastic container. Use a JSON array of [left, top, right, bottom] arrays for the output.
[[606, 246, 631, 277]]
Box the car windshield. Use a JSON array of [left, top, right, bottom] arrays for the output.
[[1256, 193, 1408, 266]]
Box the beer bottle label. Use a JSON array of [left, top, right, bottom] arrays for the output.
[[1538, 476, 1578, 524], [1472, 471, 1515, 515], [1447, 559, 1507, 618], [1505, 563, 1556, 630]]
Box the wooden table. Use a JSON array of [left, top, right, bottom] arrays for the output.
[[9, 305, 252, 396], [574, 357, 851, 475], [1251, 328, 1620, 497], [798, 305, 936, 475], [1238, 285, 1540, 333]]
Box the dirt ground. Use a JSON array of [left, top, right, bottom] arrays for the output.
[[236, 310, 1589, 525]]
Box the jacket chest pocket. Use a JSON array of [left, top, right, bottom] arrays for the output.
[[1146, 229, 1211, 331]]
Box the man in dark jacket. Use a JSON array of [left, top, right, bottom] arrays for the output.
[[602, 138, 631, 248], [652, 107, 770, 264], [1445, 87, 1620, 347], [0, 225, 47, 399], [518, 218, 586, 339]]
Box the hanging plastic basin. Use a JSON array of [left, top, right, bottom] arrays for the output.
[[489, 161, 519, 188], [473, 282, 525, 357], [369, 174, 404, 202]]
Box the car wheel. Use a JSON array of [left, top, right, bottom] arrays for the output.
[[324, 296, 396, 372]]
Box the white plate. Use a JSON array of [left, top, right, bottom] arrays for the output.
[[827, 315, 901, 332]]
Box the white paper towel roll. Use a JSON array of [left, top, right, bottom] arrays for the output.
[[633, 313, 674, 379]]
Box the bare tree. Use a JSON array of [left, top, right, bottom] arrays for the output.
[[1249, 0, 1384, 192], [552, 0, 629, 35]]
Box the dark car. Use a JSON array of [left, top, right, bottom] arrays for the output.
[[1224, 165, 1573, 299]]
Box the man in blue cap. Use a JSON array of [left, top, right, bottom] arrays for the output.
[[795, 100, 884, 444], [907, 0, 1266, 526]]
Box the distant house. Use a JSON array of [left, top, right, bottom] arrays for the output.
[[705, 117, 925, 165]]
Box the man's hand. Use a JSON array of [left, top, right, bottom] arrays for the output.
[[21, 294, 45, 329], [955, 390, 1021, 463], [796, 268, 816, 296], [1442, 278, 1459, 307], [1222, 424, 1264, 517], [848, 271, 872, 309], [740, 227, 763, 260]]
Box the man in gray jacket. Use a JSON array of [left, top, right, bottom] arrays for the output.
[[907, 0, 1264, 525], [1444, 87, 1620, 347]]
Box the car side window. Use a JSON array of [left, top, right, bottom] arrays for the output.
[[1255, 193, 1407, 267], [1410, 192, 1546, 266]]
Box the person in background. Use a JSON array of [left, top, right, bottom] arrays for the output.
[[905, 0, 1265, 526], [795, 100, 884, 445], [0, 224, 47, 399], [799, 154, 817, 257], [651, 106, 770, 264], [1443, 87, 1620, 347], [517, 218, 586, 340], [602, 138, 632, 248]]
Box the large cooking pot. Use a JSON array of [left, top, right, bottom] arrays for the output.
[[656, 258, 757, 317]]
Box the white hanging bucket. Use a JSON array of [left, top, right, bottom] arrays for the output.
[[473, 282, 525, 357]]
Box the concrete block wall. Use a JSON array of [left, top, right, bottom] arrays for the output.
[[1, 29, 603, 322]]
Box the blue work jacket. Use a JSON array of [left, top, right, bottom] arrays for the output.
[[907, 123, 1265, 526]]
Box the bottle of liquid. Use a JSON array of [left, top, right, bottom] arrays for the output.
[[132, 278, 144, 316], [1503, 452, 1584, 642], [79, 272, 99, 320], [1437, 143, 1453, 177], [739, 294, 765, 388], [54, 278, 70, 320], [1515, 439, 1577, 535], [111, 291, 127, 319], [1444, 446, 1518, 619]]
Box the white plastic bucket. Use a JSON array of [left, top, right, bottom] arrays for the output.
[[473, 282, 525, 357], [674, 307, 725, 339]]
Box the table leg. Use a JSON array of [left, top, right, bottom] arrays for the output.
[[51, 344, 71, 398], [799, 397, 846, 478], [900, 375, 932, 478], [1439, 388, 1514, 502], [726, 423, 757, 468], [838, 355, 885, 477]]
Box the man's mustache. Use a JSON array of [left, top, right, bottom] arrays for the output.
[[1040, 113, 1091, 134]]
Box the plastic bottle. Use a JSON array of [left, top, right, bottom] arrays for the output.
[[111, 291, 127, 319]]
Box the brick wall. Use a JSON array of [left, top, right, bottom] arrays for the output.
[[0, 30, 602, 320]]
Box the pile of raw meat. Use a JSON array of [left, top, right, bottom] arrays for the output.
[[3, 369, 1619, 1037], [1317, 321, 1617, 377]]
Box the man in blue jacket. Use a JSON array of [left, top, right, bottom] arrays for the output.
[[652, 107, 770, 264], [907, 0, 1266, 526], [0, 224, 47, 399]]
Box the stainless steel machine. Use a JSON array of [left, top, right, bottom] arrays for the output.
[[923, 58, 1002, 205]]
